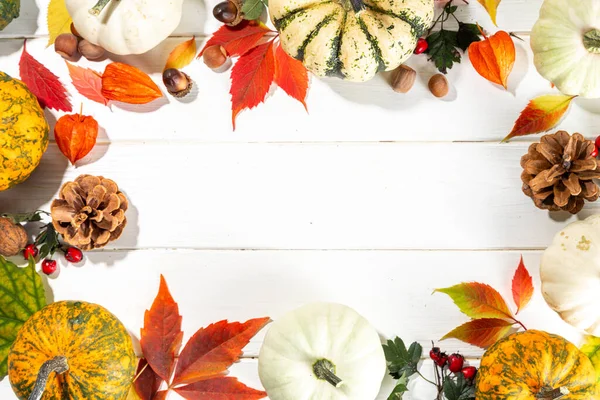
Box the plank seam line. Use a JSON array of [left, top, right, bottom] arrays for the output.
[[46, 140, 546, 145], [90, 247, 547, 252]]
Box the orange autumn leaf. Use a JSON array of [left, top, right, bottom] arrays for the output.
[[469, 30, 515, 89], [503, 94, 577, 142], [102, 62, 163, 104], [434, 282, 513, 320], [512, 256, 534, 314], [174, 377, 267, 399], [477, 0, 501, 25], [441, 318, 514, 348], [54, 112, 99, 165], [274, 42, 308, 111], [165, 37, 197, 71]]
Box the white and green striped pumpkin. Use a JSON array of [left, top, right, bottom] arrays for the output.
[[270, 0, 434, 82]]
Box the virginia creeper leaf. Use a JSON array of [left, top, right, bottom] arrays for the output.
[[581, 336, 600, 383], [200, 21, 272, 57], [503, 94, 577, 142], [274, 42, 308, 110], [65, 62, 108, 106], [173, 376, 267, 400], [20, 40, 72, 112], [0, 256, 46, 380], [47, 0, 72, 46], [133, 358, 164, 400], [140, 275, 183, 382], [434, 282, 513, 320], [441, 318, 513, 348], [165, 37, 197, 71], [512, 256, 534, 314], [172, 317, 270, 385], [469, 30, 515, 89], [477, 0, 501, 26], [230, 40, 275, 129]]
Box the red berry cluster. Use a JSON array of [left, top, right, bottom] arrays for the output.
[[430, 346, 477, 381], [23, 244, 83, 276]]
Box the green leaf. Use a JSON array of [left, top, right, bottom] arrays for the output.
[[241, 0, 266, 21], [457, 23, 482, 51], [1, 210, 48, 224], [0, 256, 47, 379], [434, 282, 514, 320], [387, 372, 409, 399], [383, 337, 422, 379], [581, 335, 600, 383], [426, 30, 461, 74], [443, 374, 476, 400], [35, 223, 61, 260]]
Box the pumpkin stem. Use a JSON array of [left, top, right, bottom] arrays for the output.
[[313, 359, 343, 388], [537, 387, 569, 400], [347, 0, 365, 13], [89, 0, 114, 16], [28, 356, 69, 400]]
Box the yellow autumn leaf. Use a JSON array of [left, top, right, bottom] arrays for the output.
[[164, 37, 197, 71], [47, 0, 73, 46], [477, 0, 501, 26], [581, 336, 600, 383]]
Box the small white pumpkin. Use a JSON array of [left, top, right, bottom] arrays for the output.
[[258, 303, 386, 400], [541, 214, 600, 335], [531, 0, 600, 98], [66, 0, 184, 55]]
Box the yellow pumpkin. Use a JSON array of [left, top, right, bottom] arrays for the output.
[[476, 330, 598, 399], [8, 301, 136, 400], [0, 72, 49, 191]]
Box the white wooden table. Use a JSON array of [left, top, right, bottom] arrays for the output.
[[0, 1, 594, 398]]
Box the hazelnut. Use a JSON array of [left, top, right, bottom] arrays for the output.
[[0, 217, 28, 257], [428, 74, 449, 98], [162, 68, 193, 98], [70, 23, 81, 38], [55, 33, 80, 62], [203, 45, 228, 69], [391, 65, 416, 93], [78, 40, 106, 61], [213, 0, 242, 26]]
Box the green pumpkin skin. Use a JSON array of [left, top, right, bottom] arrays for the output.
[[0, 0, 20, 31]]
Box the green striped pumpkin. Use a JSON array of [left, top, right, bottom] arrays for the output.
[[270, 0, 434, 82], [0, 0, 19, 30]]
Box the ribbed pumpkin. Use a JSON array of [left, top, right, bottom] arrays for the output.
[[0, 0, 19, 30], [8, 301, 136, 400], [270, 0, 434, 82], [0, 72, 49, 191], [476, 330, 598, 400]]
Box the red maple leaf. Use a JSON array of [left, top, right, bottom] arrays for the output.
[[174, 377, 267, 400], [19, 40, 72, 112], [274, 42, 308, 110], [200, 21, 273, 57]]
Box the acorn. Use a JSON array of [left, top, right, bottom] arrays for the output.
[[162, 68, 193, 98], [78, 40, 106, 61], [55, 33, 81, 62], [0, 217, 28, 257], [213, 0, 243, 26]]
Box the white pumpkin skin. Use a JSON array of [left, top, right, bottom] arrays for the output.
[[531, 0, 600, 98], [270, 0, 434, 82], [258, 303, 386, 400], [541, 214, 600, 336], [66, 0, 183, 55]]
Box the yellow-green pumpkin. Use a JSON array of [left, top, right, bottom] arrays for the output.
[[0, 0, 19, 30], [8, 301, 136, 400], [476, 330, 598, 399], [0, 71, 49, 191]]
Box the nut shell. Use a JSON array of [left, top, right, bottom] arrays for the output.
[[55, 33, 80, 62], [213, 0, 243, 26], [203, 45, 228, 69], [78, 40, 106, 61], [391, 65, 416, 93], [0, 217, 28, 257], [428, 74, 449, 98], [162, 69, 193, 98]]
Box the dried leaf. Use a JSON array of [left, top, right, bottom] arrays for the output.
[[174, 376, 267, 400], [477, 0, 501, 25], [434, 283, 514, 320], [54, 112, 99, 165], [512, 256, 534, 314], [19, 40, 72, 112], [469, 30, 515, 89], [231, 41, 275, 129], [441, 318, 514, 348], [47, 0, 72, 46], [200, 21, 272, 57], [140, 275, 183, 382], [102, 62, 163, 104], [165, 37, 197, 71], [503, 94, 577, 142], [134, 359, 164, 400], [581, 336, 600, 383], [274, 42, 308, 111], [65, 62, 108, 106], [173, 317, 270, 385]]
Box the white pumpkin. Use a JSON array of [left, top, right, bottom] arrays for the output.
[[531, 0, 600, 98], [66, 0, 183, 55], [541, 214, 600, 336], [258, 303, 386, 400]]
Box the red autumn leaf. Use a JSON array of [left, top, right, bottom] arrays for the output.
[[512, 256, 534, 314], [140, 275, 183, 382], [54, 112, 99, 165], [274, 42, 308, 110], [200, 21, 272, 57], [434, 282, 514, 320], [19, 40, 72, 111], [65, 62, 108, 106], [134, 359, 164, 400], [154, 391, 169, 400], [230, 41, 275, 129], [441, 318, 514, 348], [174, 376, 267, 400], [172, 317, 270, 385], [469, 30, 515, 89]]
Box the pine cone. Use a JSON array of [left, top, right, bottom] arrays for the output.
[[521, 131, 600, 214], [50, 175, 128, 250]]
